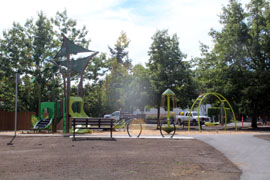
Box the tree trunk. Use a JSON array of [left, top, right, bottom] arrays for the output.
[[251, 104, 257, 128], [157, 105, 160, 129], [156, 98, 161, 129], [251, 114, 257, 128]]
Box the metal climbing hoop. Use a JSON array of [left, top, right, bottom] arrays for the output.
[[188, 92, 237, 132]]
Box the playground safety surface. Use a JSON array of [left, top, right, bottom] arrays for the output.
[[0, 136, 241, 180]]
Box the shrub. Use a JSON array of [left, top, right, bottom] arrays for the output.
[[207, 107, 232, 122]]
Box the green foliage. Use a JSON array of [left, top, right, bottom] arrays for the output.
[[0, 10, 92, 113], [103, 58, 129, 112], [207, 107, 232, 122], [108, 31, 132, 69], [192, 0, 270, 128], [123, 64, 153, 112], [83, 82, 105, 117], [31, 115, 39, 127], [147, 29, 196, 121]]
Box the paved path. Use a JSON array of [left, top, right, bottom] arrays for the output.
[[193, 134, 270, 180]]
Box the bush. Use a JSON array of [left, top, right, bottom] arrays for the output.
[[31, 115, 39, 127], [207, 107, 232, 122]]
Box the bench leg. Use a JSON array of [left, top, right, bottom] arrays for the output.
[[110, 128, 112, 138], [73, 119, 76, 141]]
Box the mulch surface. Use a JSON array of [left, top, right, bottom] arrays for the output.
[[0, 136, 241, 180]]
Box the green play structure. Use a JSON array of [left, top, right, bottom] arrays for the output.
[[69, 96, 88, 118], [31, 34, 98, 133], [31, 101, 63, 130], [31, 96, 89, 132], [188, 92, 237, 132]]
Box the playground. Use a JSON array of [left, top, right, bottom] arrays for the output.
[[2, 34, 270, 180]]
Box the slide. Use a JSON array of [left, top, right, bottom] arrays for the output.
[[31, 96, 88, 130], [31, 102, 55, 130], [33, 118, 53, 129]]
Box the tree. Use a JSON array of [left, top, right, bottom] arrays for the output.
[[103, 59, 129, 113], [192, 0, 270, 128], [123, 64, 153, 113], [0, 10, 93, 114], [103, 32, 134, 113], [192, 0, 250, 123], [108, 31, 132, 69], [0, 22, 33, 111], [246, 0, 270, 127], [147, 29, 191, 126]]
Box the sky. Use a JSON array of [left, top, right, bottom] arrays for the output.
[[0, 0, 250, 65]]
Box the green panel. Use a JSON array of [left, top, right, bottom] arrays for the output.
[[58, 55, 91, 73], [69, 96, 88, 118], [40, 102, 55, 120], [55, 37, 93, 58]]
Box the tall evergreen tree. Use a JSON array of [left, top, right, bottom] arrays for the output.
[[108, 31, 132, 69]]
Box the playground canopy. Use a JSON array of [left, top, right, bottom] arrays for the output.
[[58, 55, 93, 73], [55, 36, 94, 58], [53, 34, 98, 133]]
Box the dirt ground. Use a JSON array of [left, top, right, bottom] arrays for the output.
[[0, 136, 241, 180]]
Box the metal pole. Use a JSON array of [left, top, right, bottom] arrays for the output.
[[62, 34, 70, 134], [7, 73, 19, 145], [14, 73, 18, 137], [167, 95, 170, 126]]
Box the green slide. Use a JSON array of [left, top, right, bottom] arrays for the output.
[[32, 102, 55, 130]]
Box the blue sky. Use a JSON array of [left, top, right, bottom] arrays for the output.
[[0, 0, 250, 65]]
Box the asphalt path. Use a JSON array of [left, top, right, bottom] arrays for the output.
[[192, 134, 270, 180]]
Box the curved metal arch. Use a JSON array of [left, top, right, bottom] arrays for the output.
[[188, 92, 237, 132]]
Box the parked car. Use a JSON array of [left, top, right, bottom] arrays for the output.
[[175, 111, 210, 126], [104, 111, 144, 122], [104, 111, 120, 121]]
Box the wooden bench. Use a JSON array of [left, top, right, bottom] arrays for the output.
[[72, 117, 114, 140]]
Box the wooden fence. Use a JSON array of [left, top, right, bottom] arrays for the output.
[[0, 111, 35, 131]]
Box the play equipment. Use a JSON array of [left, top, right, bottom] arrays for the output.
[[53, 34, 98, 133], [69, 96, 88, 118], [160, 88, 176, 138], [31, 34, 98, 133], [31, 100, 65, 131], [31, 96, 90, 131], [188, 92, 237, 132], [33, 102, 54, 129]]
